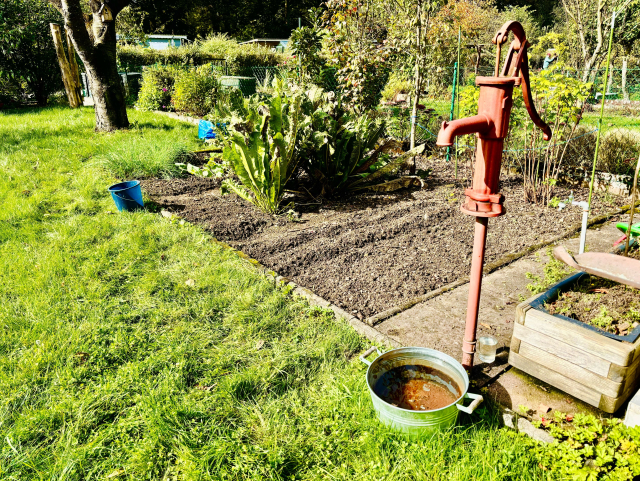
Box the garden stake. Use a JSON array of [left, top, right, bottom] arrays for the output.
[[455, 26, 461, 180], [436, 21, 551, 369], [587, 11, 617, 210], [624, 154, 640, 256]]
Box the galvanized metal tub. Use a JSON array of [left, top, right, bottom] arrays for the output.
[[360, 346, 483, 436]]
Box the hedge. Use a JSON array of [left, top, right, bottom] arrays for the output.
[[117, 35, 283, 76]]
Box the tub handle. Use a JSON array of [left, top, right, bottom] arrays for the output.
[[456, 392, 483, 414], [359, 346, 382, 366]]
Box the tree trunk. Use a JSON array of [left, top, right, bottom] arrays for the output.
[[48, 0, 130, 131], [82, 42, 129, 131]]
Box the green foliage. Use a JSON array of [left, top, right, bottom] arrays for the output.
[[115, 5, 148, 46], [381, 72, 413, 102], [136, 65, 179, 112], [289, 8, 330, 87], [527, 412, 640, 480], [526, 248, 574, 295], [0, 0, 63, 106], [198, 34, 282, 75], [322, 0, 391, 112], [172, 65, 225, 117], [299, 87, 424, 195], [117, 42, 220, 71], [221, 92, 307, 214]]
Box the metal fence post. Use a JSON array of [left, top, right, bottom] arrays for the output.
[[446, 62, 458, 163]]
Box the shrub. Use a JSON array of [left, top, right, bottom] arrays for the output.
[[199, 34, 281, 75], [117, 42, 218, 71], [299, 87, 425, 196], [172, 65, 225, 117], [118, 35, 283, 77], [136, 65, 178, 112], [381, 73, 413, 102], [0, 0, 63, 106]]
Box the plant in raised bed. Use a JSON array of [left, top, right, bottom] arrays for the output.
[[221, 91, 308, 214], [525, 411, 640, 479]]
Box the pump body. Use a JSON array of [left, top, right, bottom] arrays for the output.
[[436, 21, 552, 369]]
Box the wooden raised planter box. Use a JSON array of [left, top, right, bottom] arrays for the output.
[[509, 272, 640, 414]]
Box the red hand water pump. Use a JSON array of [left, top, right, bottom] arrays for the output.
[[436, 21, 552, 369]]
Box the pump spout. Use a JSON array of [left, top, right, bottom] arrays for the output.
[[436, 114, 493, 147]]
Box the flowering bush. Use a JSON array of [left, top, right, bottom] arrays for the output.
[[136, 65, 179, 112]]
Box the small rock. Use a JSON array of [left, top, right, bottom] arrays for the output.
[[161, 210, 173, 218], [517, 418, 555, 443], [185, 279, 195, 287], [538, 404, 551, 414], [502, 413, 516, 429]]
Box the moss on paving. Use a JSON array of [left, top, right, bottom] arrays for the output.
[[0, 107, 553, 480]]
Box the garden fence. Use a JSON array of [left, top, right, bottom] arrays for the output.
[[123, 60, 640, 189]]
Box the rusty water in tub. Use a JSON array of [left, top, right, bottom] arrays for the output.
[[372, 365, 460, 411]]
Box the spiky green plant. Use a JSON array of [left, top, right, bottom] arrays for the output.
[[221, 92, 307, 214]]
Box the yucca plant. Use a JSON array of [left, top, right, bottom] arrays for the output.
[[221, 92, 307, 214]]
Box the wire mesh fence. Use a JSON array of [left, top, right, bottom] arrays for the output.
[[124, 59, 639, 192]]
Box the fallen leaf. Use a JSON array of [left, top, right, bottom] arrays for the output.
[[75, 352, 90, 364], [541, 417, 551, 427], [185, 279, 195, 287], [255, 340, 265, 350], [161, 210, 173, 218], [590, 288, 609, 294], [480, 323, 491, 329], [538, 404, 551, 414], [196, 384, 215, 392], [537, 385, 550, 393], [618, 322, 630, 333], [565, 414, 574, 422], [106, 469, 125, 479]]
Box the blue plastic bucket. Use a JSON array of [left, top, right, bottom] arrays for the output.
[[108, 180, 144, 212]]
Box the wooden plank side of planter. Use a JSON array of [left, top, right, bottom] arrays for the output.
[[608, 353, 640, 383], [512, 323, 612, 378], [600, 367, 640, 413], [524, 309, 635, 366], [509, 351, 602, 407], [518, 342, 623, 398]]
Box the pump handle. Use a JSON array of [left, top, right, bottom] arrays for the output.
[[493, 21, 552, 141]]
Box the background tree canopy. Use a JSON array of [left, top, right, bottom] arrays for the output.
[[0, 0, 62, 106], [124, 0, 324, 40]]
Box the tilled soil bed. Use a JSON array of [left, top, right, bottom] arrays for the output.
[[141, 158, 627, 319]]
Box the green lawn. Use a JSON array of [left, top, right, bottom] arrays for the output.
[[0, 106, 560, 480]]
